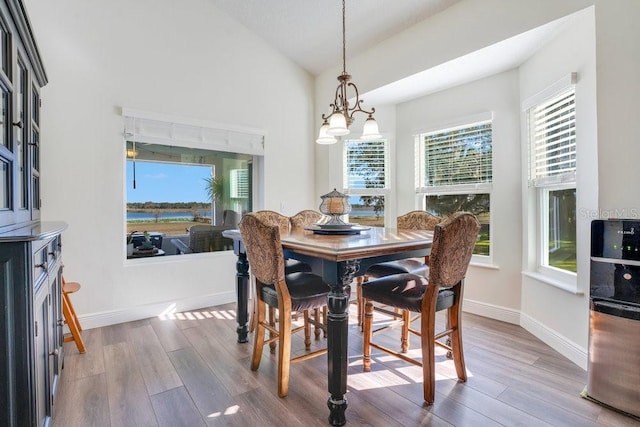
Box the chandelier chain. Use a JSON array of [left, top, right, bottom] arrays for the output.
[[342, 0, 346, 74]]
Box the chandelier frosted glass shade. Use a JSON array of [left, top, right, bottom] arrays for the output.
[[316, 121, 338, 145], [327, 113, 350, 136], [361, 116, 381, 139]]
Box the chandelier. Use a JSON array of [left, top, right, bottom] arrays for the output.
[[316, 0, 381, 144]]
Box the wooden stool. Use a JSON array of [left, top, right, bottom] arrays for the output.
[[62, 277, 86, 353]]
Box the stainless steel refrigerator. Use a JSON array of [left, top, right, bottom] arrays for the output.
[[588, 219, 640, 418]]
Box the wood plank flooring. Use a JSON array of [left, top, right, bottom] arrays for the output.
[[53, 303, 640, 427]]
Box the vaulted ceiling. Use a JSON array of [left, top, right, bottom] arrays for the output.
[[209, 0, 461, 76], [209, 0, 574, 105]]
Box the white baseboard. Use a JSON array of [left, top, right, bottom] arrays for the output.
[[77, 291, 237, 330], [520, 312, 588, 370], [462, 298, 521, 325], [463, 298, 587, 370]]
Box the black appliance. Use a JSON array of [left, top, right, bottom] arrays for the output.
[[588, 219, 640, 417]]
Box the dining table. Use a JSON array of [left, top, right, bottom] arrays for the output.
[[222, 226, 433, 426]]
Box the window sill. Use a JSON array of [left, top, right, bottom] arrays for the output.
[[522, 271, 584, 295]]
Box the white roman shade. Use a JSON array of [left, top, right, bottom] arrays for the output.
[[122, 108, 265, 156]]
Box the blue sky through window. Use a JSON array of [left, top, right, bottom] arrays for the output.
[[126, 161, 212, 203]]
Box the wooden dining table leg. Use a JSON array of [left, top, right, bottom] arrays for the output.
[[324, 259, 359, 426]]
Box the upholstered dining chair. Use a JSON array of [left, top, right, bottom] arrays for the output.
[[289, 209, 326, 232], [355, 211, 441, 326], [247, 210, 314, 333], [253, 210, 312, 275], [289, 209, 329, 337], [239, 212, 332, 397], [361, 212, 479, 405]]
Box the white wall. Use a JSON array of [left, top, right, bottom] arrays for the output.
[[519, 7, 597, 369], [25, 0, 316, 327], [397, 70, 523, 323]]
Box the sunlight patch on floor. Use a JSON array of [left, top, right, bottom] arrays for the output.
[[157, 308, 237, 321], [207, 405, 240, 418], [348, 369, 411, 391]]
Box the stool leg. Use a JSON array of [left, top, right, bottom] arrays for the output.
[[65, 292, 82, 331], [63, 293, 86, 353]]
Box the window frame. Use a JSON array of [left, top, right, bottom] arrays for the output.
[[122, 108, 265, 261], [414, 114, 493, 261], [522, 74, 578, 288], [342, 138, 390, 227], [536, 182, 577, 282]]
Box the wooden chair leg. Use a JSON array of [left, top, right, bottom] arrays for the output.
[[420, 306, 437, 405], [448, 283, 467, 382], [303, 310, 311, 350], [251, 299, 266, 371], [356, 277, 363, 327], [363, 300, 374, 372], [277, 305, 292, 398], [401, 309, 410, 353], [62, 293, 86, 353], [322, 306, 328, 338], [269, 307, 277, 354], [313, 308, 321, 339]]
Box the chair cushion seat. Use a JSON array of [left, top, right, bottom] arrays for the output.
[[361, 273, 455, 312], [260, 272, 351, 312], [365, 259, 428, 279], [285, 259, 312, 274]]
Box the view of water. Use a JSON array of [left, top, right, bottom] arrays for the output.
[[127, 209, 379, 222], [127, 210, 211, 221]]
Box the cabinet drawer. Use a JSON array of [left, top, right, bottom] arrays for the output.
[[33, 241, 49, 289], [48, 235, 62, 269]]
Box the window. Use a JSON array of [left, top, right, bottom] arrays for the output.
[[527, 87, 576, 274], [416, 118, 492, 256], [343, 139, 389, 227], [123, 110, 264, 259]]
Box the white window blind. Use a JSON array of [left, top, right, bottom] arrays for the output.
[[230, 169, 249, 198], [528, 88, 576, 186], [423, 121, 492, 188], [343, 140, 387, 190]]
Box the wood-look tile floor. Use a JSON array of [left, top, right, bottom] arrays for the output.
[[53, 303, 640, 427]]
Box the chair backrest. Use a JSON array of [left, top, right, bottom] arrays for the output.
[[289, 210, 325, 231], [397, 210, 441, 230], [238, 212, 285, 286], [222, 209, 242, 227], [428, 212, 479, 288], [252, 210, 290, 234], [188, 225, 229, 252]]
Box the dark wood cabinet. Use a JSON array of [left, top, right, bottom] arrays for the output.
[[0, 0, 47, 233], [0, 2, 66, 426], [1, 222, 67, 427]]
